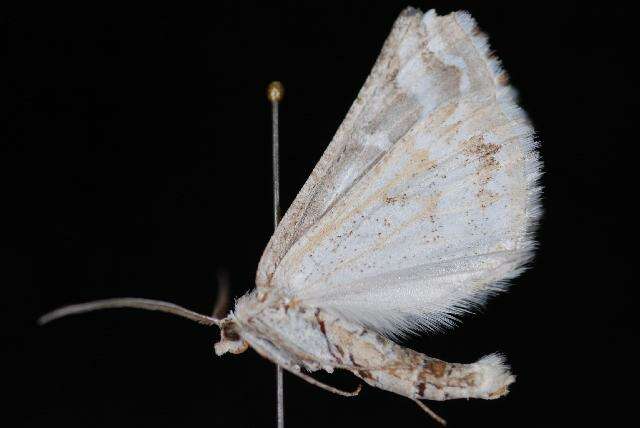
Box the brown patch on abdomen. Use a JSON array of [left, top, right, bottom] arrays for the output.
[[358, 370, 373, 380], [417, 382, 426, 396], [425, 360, 447, 378]]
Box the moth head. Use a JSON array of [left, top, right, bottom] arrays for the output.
[[214, 316, 248, 356]]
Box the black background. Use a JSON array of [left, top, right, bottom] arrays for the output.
[[4, 1, 637, 426]]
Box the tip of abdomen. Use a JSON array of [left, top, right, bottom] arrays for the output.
[[472, 353, 515, 399]]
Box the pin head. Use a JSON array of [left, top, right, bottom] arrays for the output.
[[267, 81, 284, 103]]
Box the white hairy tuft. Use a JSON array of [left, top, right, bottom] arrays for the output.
[[473, 353, 516, 398]]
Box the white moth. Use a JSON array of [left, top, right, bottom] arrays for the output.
[[41, 7, 542, 423]]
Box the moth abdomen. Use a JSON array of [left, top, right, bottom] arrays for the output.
[[315, 309, 515, 401]]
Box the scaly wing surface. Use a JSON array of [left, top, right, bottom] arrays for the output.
[[257, 9, 542, 336]]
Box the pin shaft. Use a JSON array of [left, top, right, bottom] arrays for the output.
[[268, 80, 285, 428]]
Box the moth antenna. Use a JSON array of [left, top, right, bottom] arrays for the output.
[[38, 298, 220, 326], [212, 269, 231, 319], [412, 399, 447, 426], [282, 364, 362, 397]]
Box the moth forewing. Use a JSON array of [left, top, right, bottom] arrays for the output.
[[262, 8, 540, 338]]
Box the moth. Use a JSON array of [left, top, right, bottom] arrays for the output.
[[41, 7, 541, 424]]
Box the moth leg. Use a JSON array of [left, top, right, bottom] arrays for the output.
[[242, 333, 362, 397], [281, 364, 362, 397], [211, 269, 230, 319], [412, 399, 447, 426]]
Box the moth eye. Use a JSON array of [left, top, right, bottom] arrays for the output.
[[222, 321, 241, 341]]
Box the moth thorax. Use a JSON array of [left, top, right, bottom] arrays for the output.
[[214, 317, 248, 356]]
